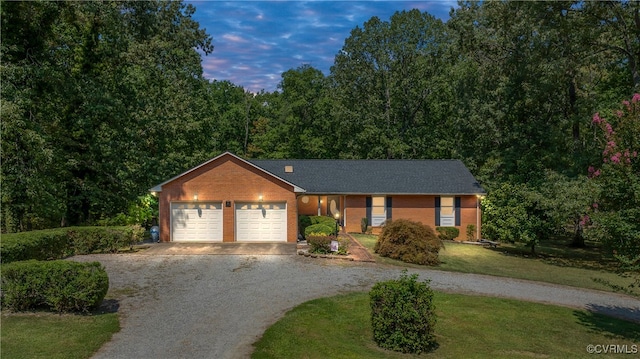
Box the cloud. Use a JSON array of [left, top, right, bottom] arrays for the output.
[[189, 1, 456, 92]]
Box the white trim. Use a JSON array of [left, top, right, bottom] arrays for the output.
[[149, 152, 306, 193]]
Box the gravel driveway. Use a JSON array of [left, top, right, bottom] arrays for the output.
[[71, 253, 640, 359]]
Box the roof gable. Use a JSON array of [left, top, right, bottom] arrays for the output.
[[149, 152, 305, 193]]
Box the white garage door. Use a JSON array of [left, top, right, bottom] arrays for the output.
[[171, 202, 223, 242], [235, 202, 287, 242]]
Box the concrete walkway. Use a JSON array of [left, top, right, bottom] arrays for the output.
[[71, 253, 640, 359]]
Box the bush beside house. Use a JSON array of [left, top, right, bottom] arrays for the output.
[[300, 215, 338, 238], [435, 226, 460, 241]]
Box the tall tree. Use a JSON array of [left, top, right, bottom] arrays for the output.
[[330, 9, 449, 159], [1, 0, 213, 230]]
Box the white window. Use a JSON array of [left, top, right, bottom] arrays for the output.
[[372, 196, 386, 226], [440, 196, 455, 227]]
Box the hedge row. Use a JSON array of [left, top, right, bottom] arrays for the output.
[[1, 260, 109, 312], [0, 226, 144, 263]]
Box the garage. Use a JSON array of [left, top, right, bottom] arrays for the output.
[[171, 202, 223, 242], [235, 202, 287, 242]]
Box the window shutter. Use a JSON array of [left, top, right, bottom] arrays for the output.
[[366, 196, 372, 226], [435, 197, 441, 226], [386, 197, 392, 220], [455, 197, 461, 226]]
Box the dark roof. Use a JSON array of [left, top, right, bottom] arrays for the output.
[[249, 159, 485, 195]]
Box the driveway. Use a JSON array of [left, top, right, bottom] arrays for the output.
[[71, 253, 640, 359]]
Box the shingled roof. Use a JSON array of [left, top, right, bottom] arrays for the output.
[[249, 159, 485, 195]]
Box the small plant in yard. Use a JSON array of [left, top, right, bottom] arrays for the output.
[[375, 219, 443, 265], [466, 224, 476, 241], [369, 270, 437, 354], [361, 217, 368, 233], [435, 226, 459, 241], [306, 235, 334, 253], [306, 234, 350, 255]]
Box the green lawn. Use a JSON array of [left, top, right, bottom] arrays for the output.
[[252, 291, 640, 358], [1, 312, 119, 359], [353, 234, 640, 296]]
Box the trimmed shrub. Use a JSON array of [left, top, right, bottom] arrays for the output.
[[0, 229, 72, 263], [361, 218, 368, 233], [310, 215, 337, 228], [304, 223, 335, 237], [1, 260, 109, 313], [435, 226, 460, 241], [375, 219, 442, 265], [370, 271, 437, 353], [298, 215, 312, 239], [0, 226, 144, 263]]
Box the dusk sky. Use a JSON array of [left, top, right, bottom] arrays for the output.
[[187, 1, 457, 92]]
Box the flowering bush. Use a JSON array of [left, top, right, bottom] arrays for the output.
[[586, 94, 640, 272]]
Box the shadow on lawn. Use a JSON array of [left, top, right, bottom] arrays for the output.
[[574, 305, 640, 341], [485, 240, 620, 272], [96, 299, 120, 314]]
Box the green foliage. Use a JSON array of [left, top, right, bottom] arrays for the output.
[[96, 194, 158, 227], [466, 224, 476, 241], [298, 215, 312, 239], [309, 215, 337, 227], [481, 182, 549, 253], [585, 95, 640, 272], [0, 226, 144, 263], [0, 229, 72, 263], [1, 260, 109, 313], [375, 219, 442, 265], [361, 217, 369, 233], [536, 171, 595, 247], [304, 224, 335, 237], [1, 0, 213, 230], [435, 226, 460, 241], [369, 271, 437, 354], [306, 235, 334, 254], [303, 216, 337, 237]]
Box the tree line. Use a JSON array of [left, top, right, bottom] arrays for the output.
[[2, 0, 638, 268]]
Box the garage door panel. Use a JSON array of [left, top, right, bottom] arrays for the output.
[[171, 202, 223, 242], [235, 203, 287, 242]]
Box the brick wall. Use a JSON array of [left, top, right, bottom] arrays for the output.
[[343, 195, 481, 241], [158, 155, 298, 242]]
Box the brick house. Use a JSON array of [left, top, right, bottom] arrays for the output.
[[149, 152, 486, 243]]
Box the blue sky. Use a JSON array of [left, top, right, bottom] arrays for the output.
[[187, 1, 457, 92]]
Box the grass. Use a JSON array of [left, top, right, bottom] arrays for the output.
[[252, 291, 640, 358], [353, 234, 640, 296], [1, 311, 119, 359]]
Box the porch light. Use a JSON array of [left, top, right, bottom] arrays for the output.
[[193, 192, 198, 201], [259, 195, 263, 202]]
